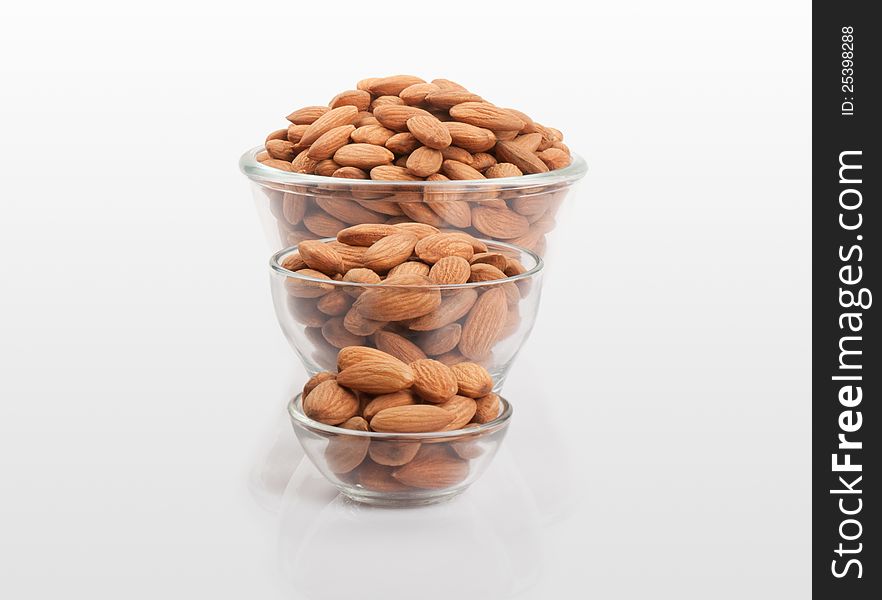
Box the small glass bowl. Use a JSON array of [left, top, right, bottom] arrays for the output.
[[240, 146, 587, 256], [288, 394, 513, 506], [269, 238, 544, 390]]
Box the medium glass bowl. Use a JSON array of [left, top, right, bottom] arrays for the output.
[[240, 146, 587, 255], [269, 238, 544, 390], [288, 394, 512, 506]]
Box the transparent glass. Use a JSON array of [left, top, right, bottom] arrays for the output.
[[269, 239, 544, 390], [240, 146, 587, 255], [288, 394, 512, 506]]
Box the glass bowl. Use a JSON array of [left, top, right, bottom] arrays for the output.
[[269, 238, 544, 390], [288, 393, 512, 506], [240, 146, 587, 255]]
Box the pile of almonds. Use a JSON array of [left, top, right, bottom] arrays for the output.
[[281, 222, 531, 371], [301, 346, 501, 491], [258, 74, 571, 180]]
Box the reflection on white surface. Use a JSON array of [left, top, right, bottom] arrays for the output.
[[277, 449, 542, 600]]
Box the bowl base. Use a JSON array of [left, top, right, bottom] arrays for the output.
[[339, 487, 467, 508]]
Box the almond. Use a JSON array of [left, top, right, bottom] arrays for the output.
[[336, 350, 415, 394], [291, 150, 320, 174], [337, 223, 399, 246], [329, 89, 371, 111], [406, 115, 452, 149], [281, 251, 306, 271], [316, 289, 354, 316], [298, 239, 345, 275], [368, 75, 427, 96], [394, 222, 440, 239], [409, 359, 458, 403], [300, 105, 359, 146], [471, 152, 497, 171], [324, 416, 370, 473], [333, 143, 395, 169], [493, 140, 549, 174], [451, 423, 484, 459], [450, 102, 525, 131], [428, 255, 471, 284], [371, 95, 405, 109], [256, 150, 270, 162], [288, 296, 325, 327], [385, 132, 421, 154], [468, 262, 506, 282], [354, 274, 442, 321], [315, 196, 386, 225], [439, 394, 478, 430], [399, 201, 446, 226], [538, 147, 571, 170], [287, 124, 308, 143], [425, 90, 483, 109], [440, 145, 476, 165], [414, 233, 474, 264], [302, 380, 359, 425], [370, 405, 455, 433], [362, 390, 417, 422], [450, 362, 494, 398], [262, 158, 294, 171], [356, 460, 411, 492], [327, 241, 367, 270], [342, 266, 382, 290], [266, 128, 288, 143], [350, 124, 396, 145], [416, 323, 462, 356], [332, 166, 369, 179], [368, 441, 421, 466], [303, 371, 336, 398], [373, 330, 428, 364], [436, 351, 468, 366], [391, 446, 468, 488], [266, 139, 298, 161], [408, 288, 478, 331], [399, 82, 441, 105], [307, 124, 356, 160], [338, 345, 397, 372], [282, 193, 307, 225], [458, 288, 507, 360], [374, 105, 433, 131], [473, 392, 500, 423], [370, 165, 423, 181], [314, 159, 340, 177], [441, 159, 485, 180], [470, 252, 509, 271], [431, 78, 468, 91], [471, 206, 530, 239], [321, 316, 366, 349], [443, 122, 497, 153], [512, 132, 544, 152], [343, 306, 386, 336], [387, 260, 431, 277], [286, 105, 330, 124], [406, 146, 443, 177], [285, 268, 335, 298], [361, 232, 418, 272]]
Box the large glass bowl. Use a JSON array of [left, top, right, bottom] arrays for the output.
[[269, 238, 544, 390], [288, 393, 512, 506], [240, 146, 587, 255]]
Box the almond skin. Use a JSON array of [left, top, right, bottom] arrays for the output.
[[315, 197, 386, 225], [302, 380, 359, 425], [350, 124, 396, 146], [332, 166, 369, 179], [424, 90, 483, 109], [333, 143, 395, 169], [388, 261, 431, 277], [321, 316, 366, 349], [450, 362, 494, 398], [336, 351, 415, 394], [356, 460, 411, 492], [416, 323, 462, 356], [370, 405, 455, 433], [368, 441, 421, 466], [458, 288, 508, 360], [337, 223, 399, 247], [385, 132, 421, 154], [468, 262, 507, 283], [370, 165, 423, 181], [285, 269, 335, 298], [406, 115, 453, 149], [329, 89, 371, 112], [439, 394, 478, 430], [361, 232, 418, 272], [307, 124, 356, 160], [473, 392, 501, 423], [300, 105, 359, 146], [470, 252, 509, 271], [265, 139, 297, 161], [409, 359, 458, 404], [373, 105, 434, 131], [493, 140, 550, 174], [316, 289, 354, 316], [471, 206, 530, 240], [441, 160, 486, 180], [298, 240, 345, 275], [338, 345, 397, 371], [450, 102, 525, 131], [406, 146, 444, 177], [368, 75, 426, 96], [343, 306, 386, 336], [415, 233, 475, 264], [408, 288, 478, 331], [394, 222, 440, 240], [373, 330, 428, 364], [399, 82, 441, 105], [391, 445, 468, 488], [429, 255, 472, 284], [286, 105, 330, 124], [353, 274, 442, 321], [363, 390, 417, 422], [538, 147, 571, 170], [303, 371, 336, 398], [324, 416, 370, 473]]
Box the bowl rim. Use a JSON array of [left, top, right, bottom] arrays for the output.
[[288, 393, 512, 439], [270, 237, 544, 290], [239, 145, 588, 189]]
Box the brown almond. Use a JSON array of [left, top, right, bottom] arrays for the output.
[[316, 289, 353, 316], [321, 317, 365, 349], [303, 371, 335, 398], [300, 105, 359, 146], [315, 196, 386, 225], [473, 392, 501, 423], [471, 206, 530, 239], [450, 362, 494, 398], [408, 288, 478, 331], [368, 75, 427, 96], [332, 166, 369, 179], [343, 306, 386, 336], [370, 165, 423, 181], [266, 139, 297, 161], [416, 323, 462, 356], [406, 115, 452, 149], [285, 269, 335, 298], [314, 159, 340, 177], [327, 241, 367, 271], [443, 122, 497, 153], [370, 405, 455, 433], [391, 446, 468, 488], [468, 262, 506, 283], [431, 78, 468, 91], [429, 255, 471, 284], [374, 105, 433, 131], [409, 359, 458, 403], [286, 105, 330, 124], [298, 240, 345, 275], [399, 82, 442, 105], [353, 274, 442, 321], [351, 124, 396, 145], [329, 89, 371, 111], [439, 394, 478, 430], [287, 124, 308, 144], [262, 158, 294, 172], [342, 266, 382, 288], [338, 346, 394, 371], [369, 441, 421, 466], [425, 90, 483, 109], [288, 296, 325, 327], [458, 288, 507, 360], [388, 261, 431, 277], [373, 330, 428, 364], [398, 201, 446, 225], [291, 150, 320, 174], [441, 159, 485, 180], [494, 140, 550, 174], [394, 222, 440, 239], [337, 223, 399, 246], [471, 152, 497, 171], [450, 102, 525, 131], [363, 391, 417, 422], [302, 380, 359, 425], [371, 95, 405, 109], [415, 233, 475, 264], [470, 252, 509, 271], [362, 232, 418, 272], [484, 162, 523, 178], [282, 194, 308, 225], [307, 124, 356, 160], [385, 132, 421, 154], [356, 460, 411, 492], [538, 147, 571, 170], [512, 132, 544, 152], [406, 146, 443, 177], [336, 350, 415, 394], [333, 143, 395, 169], [440, 145, 475, 165], [256, 150, 270, 162], [427, 197, 472, 228], [266, 128, 288, 143], [324, 416, 370, 473]]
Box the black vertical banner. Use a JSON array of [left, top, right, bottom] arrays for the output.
[[813, 2, 880, 597]]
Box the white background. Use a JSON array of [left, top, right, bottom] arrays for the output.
[[0, 1, 810, 598]]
